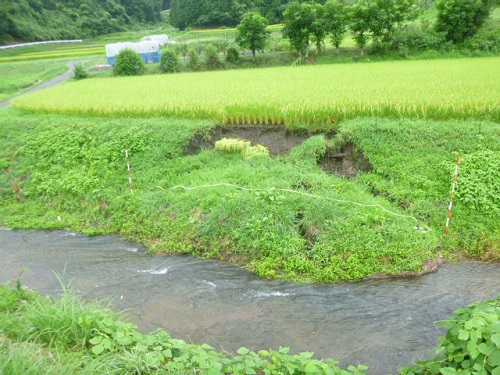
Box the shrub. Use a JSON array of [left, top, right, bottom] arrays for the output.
[[113, 49, 145, 76], [435, 0, 497, 44], [173, 43, 188, 59], [187, 47, 200, 71], [215, 39, 229, 54], [384, 23, 444, 52], [73, 64, 88, 80], [160, 49, 180, 73], [204, 44, 223, 70], [462, 19, 500, 52], [226, 46, 239, 64], [400, 297, 500, 375]]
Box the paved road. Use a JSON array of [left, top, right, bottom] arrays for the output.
[[0, 61, 80, 109]]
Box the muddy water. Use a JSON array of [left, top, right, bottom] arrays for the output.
[[1, 230, 499, 374]]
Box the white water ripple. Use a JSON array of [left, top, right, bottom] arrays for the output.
[[252, 291, 291, 298], [202, 280, 217, 288], [137, 267, 170, 275]]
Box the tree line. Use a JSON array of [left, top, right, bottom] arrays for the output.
[[235, 0, 498, 61], [0, 0, 167, 43], [169, 0, 291, 30]]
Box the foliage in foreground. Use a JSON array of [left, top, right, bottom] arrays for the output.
[[401, 297, 500, 375], [0, 282, 368, 375], [12, 57, 500, 126], [1, 282, 498, 375]]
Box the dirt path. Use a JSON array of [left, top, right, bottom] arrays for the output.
[[0, 61, 83, 109]]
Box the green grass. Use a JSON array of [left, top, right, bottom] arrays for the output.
[[12, 57, 500, 127], [0, 60, 68, 102], [1, 109, 498, 282], [0, 282, 369, 375], [0, 43, 107, 63]]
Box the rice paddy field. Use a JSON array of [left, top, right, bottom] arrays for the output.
[[12, 57, 500, 128]]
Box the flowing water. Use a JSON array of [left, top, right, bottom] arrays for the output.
[[1, 230, 499, 374]]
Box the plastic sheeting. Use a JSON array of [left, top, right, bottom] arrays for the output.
[[140, 34, 170, 46], [105, 41, 161, 65]]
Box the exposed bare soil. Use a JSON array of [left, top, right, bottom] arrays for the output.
[[319, 143, 372, 178], [187, 126, 372, 178], [187, 125, 311, 156]]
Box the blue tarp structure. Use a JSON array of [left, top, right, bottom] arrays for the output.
[[105, 41, 161, 65]]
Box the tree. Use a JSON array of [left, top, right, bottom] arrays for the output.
[[113, 49, 145, 76], [349, 0, 419, 54], [349, 2, 372, 54], [282, 1, 318, 61], [187, 47, 200, 71], [236, 12, 270, 62], [435, 0, 497, 44], [0, 0, 13, 43], [204, 44, 223, 69], [310, 2, 327, 54], [159, 49, 180, 73], [323, 0, 349, 54]]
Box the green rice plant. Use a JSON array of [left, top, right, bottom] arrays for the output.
[[215, 138, 270, 160], [13, 57, 500, 128], [242, 145, 271, 160], [0, 48, 105, 63], [215, 138, 251, 151]]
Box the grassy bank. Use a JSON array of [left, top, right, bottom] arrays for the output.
[[12, 57, 500, 127], [1, 109, 498, 282]]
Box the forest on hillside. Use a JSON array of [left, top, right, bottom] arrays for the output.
[[1, 0, 294, 42], [169, 0, 292, 29], [0, 0, 171, 43]]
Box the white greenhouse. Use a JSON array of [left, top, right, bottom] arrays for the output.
[[140, 34, 170, 47], [105, 41, 161, 65]]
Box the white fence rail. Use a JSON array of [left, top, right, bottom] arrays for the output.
[[0, 40, 83, 50]]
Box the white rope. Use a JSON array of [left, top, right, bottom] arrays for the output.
[[160, 183, 422, 223]]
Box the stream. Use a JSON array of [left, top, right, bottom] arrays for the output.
[[1, 229, 499, 374]]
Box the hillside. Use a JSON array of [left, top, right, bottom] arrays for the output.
[[0, 0, 166, 43]]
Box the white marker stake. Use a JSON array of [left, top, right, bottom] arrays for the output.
[[444, 155, 460, 234], [124, 144, 134, 194]]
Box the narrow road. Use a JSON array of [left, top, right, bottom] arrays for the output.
[[0, 61, 81, 109]]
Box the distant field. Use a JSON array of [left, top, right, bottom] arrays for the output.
[[0, 60, 68, 101], [13, 57, 500, 128], [0, 45, 105, 63]]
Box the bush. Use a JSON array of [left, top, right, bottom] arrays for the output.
[[400, 297, 500, 375], [226, 46, 239, 64], [113, 49, 145, 76], [173, 43, 188, 59], [384, 23, 444, 52], [160, 49, 180, 73], [462, 19, 500, 52], [435, 0, 497, 44], [73, 64, 88, 80], [204, 44, 223, 70], [187, 47, 200, 71]]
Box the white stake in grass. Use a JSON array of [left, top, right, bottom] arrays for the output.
[[124, 144, 134, 194], [444, 155, 460, 234]]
